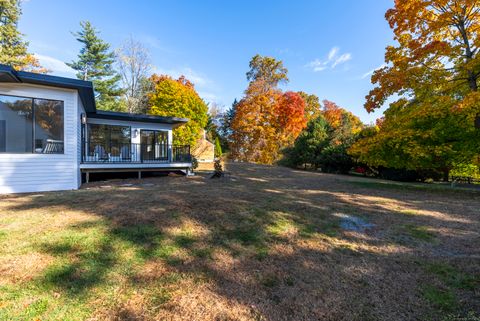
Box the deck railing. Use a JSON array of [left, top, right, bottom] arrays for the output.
[[81, 141, 191, 164]]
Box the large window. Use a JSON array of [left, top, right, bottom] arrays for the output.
[[0, 95, 64, 154], [87, 124, 131, 157], [140, 130, 168, 160]]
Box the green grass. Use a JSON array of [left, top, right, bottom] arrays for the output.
[[266, 215, 298, 238], [0, 219, 182, 320], [399, 209, 419, 216], [425, 262, 479, 290], [422, 284, 457, 312], [403, 224, 436, 242], [419, 262, 479, 314]]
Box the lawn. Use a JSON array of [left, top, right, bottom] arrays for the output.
[[0, 163, 479, 321]]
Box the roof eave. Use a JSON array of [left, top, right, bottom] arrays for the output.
[[0, 64, 96, 113], [87, 110, 189, 126]]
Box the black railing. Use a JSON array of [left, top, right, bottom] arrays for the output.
[[82, 141, 191, 164]]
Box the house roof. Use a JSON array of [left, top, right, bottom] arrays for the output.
[[88, 110, 188, 126], [0, 64, 189, 126], [0, 64, 96, 113]]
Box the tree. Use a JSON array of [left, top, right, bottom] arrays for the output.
[[350, 97, 480, 180], [214, 136, 222, 158], [116, 37, 152, 113], [280, 115, 330, 169], [323, 100, 363, 135], [219, 99, 238, 151], [298, 91, 321, 122], [366, 0, 480, 113], [356, 0, 480, 179], [282, 100, 363, 173], [231, 81, 306, 164], [246, 54, 289, 88], [204, 102, 223, 142], [67, 21, 123, 111], [230, 55, 307, 164], [0, 0, 44, 72], [148, 74, 208, 147], [230, 80, 281, 163], [276, 91, 308, 145]]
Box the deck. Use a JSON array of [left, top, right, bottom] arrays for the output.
[[80, 142, 192, 181]]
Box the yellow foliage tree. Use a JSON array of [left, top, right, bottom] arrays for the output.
[[148, 75, 208, 147]]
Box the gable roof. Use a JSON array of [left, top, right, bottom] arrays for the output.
[[0, 64, 189, 125]]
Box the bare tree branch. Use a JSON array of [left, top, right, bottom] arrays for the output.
[[116, 36, 152, 113]]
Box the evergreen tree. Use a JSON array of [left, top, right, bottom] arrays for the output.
[[219, 98, 238, 148], [0, 0, 44, 71], [281, 116, 330, 169], [67, 21, 123, 111], [214, 136, 222, 158]]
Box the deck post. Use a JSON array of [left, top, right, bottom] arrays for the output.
[[138, 171, 142, 179], [86, 171, 89, 183]]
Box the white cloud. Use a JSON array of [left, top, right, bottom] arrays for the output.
[[34, 53, 76, 76], [328, 47, 339, 60], [152, 66, 222, 103], [332, 53, 352, 68], [307, 47, 352, 72], [198, 91, 218, 103], [153, 66, 211, 88], [361, 63, 387, 79]]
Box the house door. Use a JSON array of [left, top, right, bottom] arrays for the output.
[[140, 130, 168, 161]]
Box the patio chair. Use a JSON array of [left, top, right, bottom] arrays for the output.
[[42, 139, 64, 154], [94, 145, 108, 161], [120, 145, 132, 161]]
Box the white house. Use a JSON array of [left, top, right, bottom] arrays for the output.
[[0, 64, 192, 194]]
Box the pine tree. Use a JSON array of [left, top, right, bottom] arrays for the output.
[[220, 99, 237, 144], [214, 136, 222, 158], [0, 0, 44, 71], [67, 21, 123, 111]]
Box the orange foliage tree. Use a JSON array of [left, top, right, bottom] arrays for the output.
[[353, 0, 480, 179], [230, 55, 307, 164], [322, 99, 364, 135], [365, 0, 480, 113]]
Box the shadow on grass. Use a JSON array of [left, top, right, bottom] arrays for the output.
[[3, 162, 479, 320]]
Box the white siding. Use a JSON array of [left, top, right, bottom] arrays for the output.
[[0, 83, 80, 194], [77, 98, 86, 188]]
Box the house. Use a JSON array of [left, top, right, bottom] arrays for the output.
[[191, 129, 215, 164], [0, 64, 192, 194]]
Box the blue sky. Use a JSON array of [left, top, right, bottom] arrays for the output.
[[20, 0, 394, 123]]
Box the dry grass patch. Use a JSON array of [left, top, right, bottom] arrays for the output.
[[0, 162, 479, 321]]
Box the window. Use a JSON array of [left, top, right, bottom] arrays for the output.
[[140, 130, 168, 160], [0, 95, 33, 153], [34, 99, 64, 153], [0, 95, 64, 154], [87, 124, 131, 157]]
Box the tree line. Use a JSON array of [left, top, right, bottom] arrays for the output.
[[217, 0, 480, 182]]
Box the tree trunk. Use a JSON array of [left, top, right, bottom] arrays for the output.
[[443, 168, 450, 182]]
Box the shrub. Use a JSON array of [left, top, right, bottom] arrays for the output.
[[214, 137, 223, 158], [376, 167, 444, 182], [318, 145, 354, 174], [191, 156, 199, 171]]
